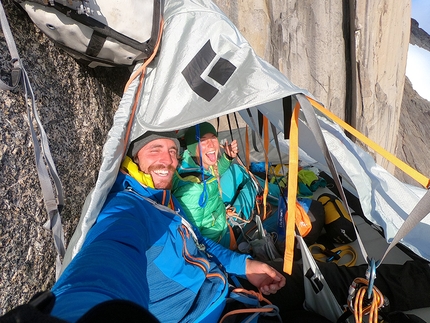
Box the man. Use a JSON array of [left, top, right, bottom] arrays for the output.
[[3, 131, 427, 323], [48, 131, 286, 322]]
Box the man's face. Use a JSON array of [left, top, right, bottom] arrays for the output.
[[195, 133, 220, 170], [135, 138, 179, 189]]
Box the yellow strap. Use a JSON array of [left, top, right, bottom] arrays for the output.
[[308, 244, 357, 267], [283, 102, 301, 275], [307, 96, 430, 189], [262, 116, 270, 220]]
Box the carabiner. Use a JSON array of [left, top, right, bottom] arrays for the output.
[[365, 257, 380, 299]]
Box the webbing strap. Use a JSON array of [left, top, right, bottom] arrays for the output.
[[25, 67, 66, 279], [298, 94, 430, 269], [233, 112, 245, 163], [0, 1, 21, 90], [245, 125, 250, 170], [380, 188, 430, 264], [1, 0, 66, 279], [283, 102, 300, 275], [307, 96, 430, 189], [270, 122, 284, 176], [262, 116, 269, 220], [297, 94, 368, 264]]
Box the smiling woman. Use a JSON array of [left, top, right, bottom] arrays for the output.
[[172, 122, 238, 248]]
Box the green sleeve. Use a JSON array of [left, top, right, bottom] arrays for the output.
[[217, 153, 233, 175]]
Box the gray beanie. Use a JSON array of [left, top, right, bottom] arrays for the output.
[[128, 131, 180, 157]]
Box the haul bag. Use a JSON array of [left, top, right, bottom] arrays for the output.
[[317, 193, 357, 244], [17, 0, 162, 67]]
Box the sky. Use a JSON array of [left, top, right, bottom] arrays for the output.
[[406, 0, 430, 101]]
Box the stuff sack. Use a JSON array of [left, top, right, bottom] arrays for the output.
[[17, 0, 162, 67], [317, 193, 357, 244]]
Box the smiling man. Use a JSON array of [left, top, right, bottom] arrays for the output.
[[46, 131, 286, 323], [129, 132, 180, 189]]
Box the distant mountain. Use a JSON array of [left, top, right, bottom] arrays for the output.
[[410, 18, 430, 52], [395, 19, 430, 186]]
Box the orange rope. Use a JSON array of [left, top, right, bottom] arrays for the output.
[[122, 18, 165, 158], [349, 278, 384, 323], [218, 288, 274, 323]]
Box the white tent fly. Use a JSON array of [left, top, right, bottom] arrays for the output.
[[56, 0, 430, 320]]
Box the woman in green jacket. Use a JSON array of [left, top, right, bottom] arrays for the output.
[[172, 122, 238, 248]]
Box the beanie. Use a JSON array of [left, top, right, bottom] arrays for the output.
[[128, 131, 180, 157], [184, 122, 217, 156]]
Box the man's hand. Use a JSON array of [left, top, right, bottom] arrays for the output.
[[245, 259, 286, 295], [223, 139, 239, 159]]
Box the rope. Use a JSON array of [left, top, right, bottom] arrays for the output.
[[347, 277, 384, 323], [218, 288, 277, 323]]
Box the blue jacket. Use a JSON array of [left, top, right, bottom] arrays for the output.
[[51, 171, 250, 323]]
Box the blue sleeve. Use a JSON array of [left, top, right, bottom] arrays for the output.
[[196, 227, 251, 277], [51, 194, 151, 322]]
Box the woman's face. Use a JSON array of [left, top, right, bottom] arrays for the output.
[[195, 133, 220, 169]]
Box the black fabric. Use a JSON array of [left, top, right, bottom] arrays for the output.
[[0, 295, 159, 323], [238, 260, 430, 322], [382, 311, 427, 323], [77, 299, 160, 323], [0, 304, 67, 323], [318, 260, 430, 312], [303, 199, 326, 246]]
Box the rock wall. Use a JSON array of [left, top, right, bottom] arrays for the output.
[[395, 20, 430, 187], [0, 0, 416, 315], [214, 0, 411, 172], [0, 0, 130, 313], [354, 1, 410, 172]]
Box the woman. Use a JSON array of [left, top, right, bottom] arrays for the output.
[[172, 122, 238, 248]]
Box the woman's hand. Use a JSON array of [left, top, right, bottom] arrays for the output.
[[223, 139, 238, 159]]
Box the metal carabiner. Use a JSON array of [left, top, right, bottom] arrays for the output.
[[365, 257, 380, 299]]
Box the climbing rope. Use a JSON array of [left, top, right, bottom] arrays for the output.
[[347, 277, 385, 323], [218, 288, 281, 323]]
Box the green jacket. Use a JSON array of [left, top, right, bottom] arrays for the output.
[[172, 150, 232, 243]]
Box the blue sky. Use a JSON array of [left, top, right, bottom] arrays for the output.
[[411, 0, 430, 33], [407, 0, 430, 101]]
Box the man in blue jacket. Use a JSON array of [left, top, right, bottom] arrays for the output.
[[49, 131, 286, 323], [3, 131, 428, 323]]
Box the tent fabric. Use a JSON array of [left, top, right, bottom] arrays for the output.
[[61, 0, 311, 270], [61, 0, 430, 278]]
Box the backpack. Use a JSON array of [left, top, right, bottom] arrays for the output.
[[16, 0, 162, 67], [317, 193, 357, 244]]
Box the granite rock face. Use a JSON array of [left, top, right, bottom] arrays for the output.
[[214, 0, 411, 173], [1, 0, 428, 316], [0, 0, 130, 313]]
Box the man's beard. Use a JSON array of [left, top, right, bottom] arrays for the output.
[[147, 164, 176, 190]]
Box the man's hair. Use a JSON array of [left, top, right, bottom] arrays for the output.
[[127, 131, 180, 157]]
